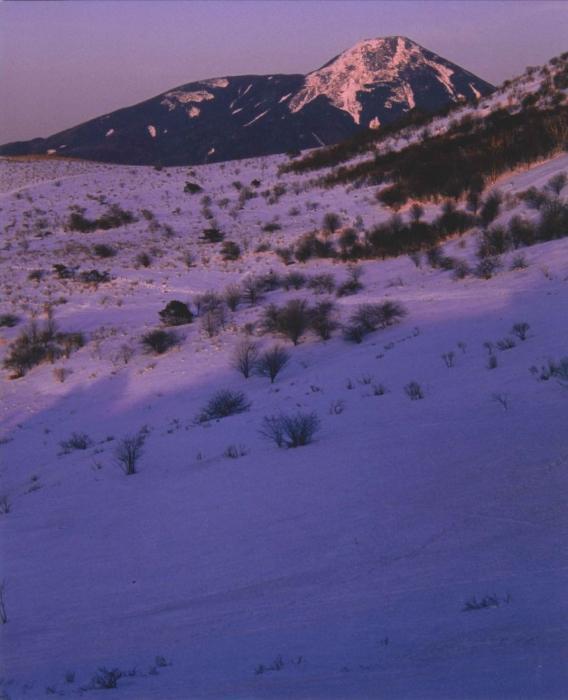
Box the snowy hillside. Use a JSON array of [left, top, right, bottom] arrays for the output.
[[0, 55, 567, 699]]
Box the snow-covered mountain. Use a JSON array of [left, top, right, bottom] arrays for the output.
[[0, 36, 493, 165]]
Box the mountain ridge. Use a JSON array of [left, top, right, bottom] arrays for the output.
[[0, 36, 494, 165]]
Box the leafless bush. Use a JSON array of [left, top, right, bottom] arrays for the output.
[[233, 339, 259, 378], [491, 392, 509, 410], [282, 271, 306, 290], [336, 265, 364, 297], [262, 299, 311, 345], [309, 300, 338, 340], [307, 274, 335, 294], [59, 432, 92, 453], [510, 254, 528, 270], [241, 277, 264, 306], [344, 301, 407, 343], [511, 322, 530, 341], [53, 367, 71, 383], [194, 291, 223, 316], [255, 346, 290, 383], [223, 444, 249, 459], [116, 344, 134, 365], [115, 429, 147, 475], [496, 337, 516, 351], [224, 284, 242, 311], [141, 329, 178, 354], [442, 351, 455, 368], [91, 668, 122, 690], [195, 390, 251, 423], [404, 381, 424, 400], [201, 306, 227, 337], [260, 412, 320, 448]]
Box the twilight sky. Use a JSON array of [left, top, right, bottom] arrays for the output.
[[1, 0, 567, 144]]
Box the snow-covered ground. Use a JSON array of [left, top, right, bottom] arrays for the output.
[[0, 145, 567, 699]]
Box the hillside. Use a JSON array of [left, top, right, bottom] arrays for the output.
[[0, 52, 567, 699]]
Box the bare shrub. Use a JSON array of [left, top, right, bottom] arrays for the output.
[[545, 172, 566, 196], [260, 412, 320, 448], [255, 346, 290, 383], [408, 251, 422, 268], [221, 241, 241, 261], [496, 337, 516, 351], [91, 668, 122, 690], [479, 191, 502, 227], [115, 429, 147, 475], [3, 318, 84, 378], [442, 351, 455, 368], [224, 284, 242, 311], [344, 301, 407, 343], [511, 322, 530, 341], [342, 324, 366, 344], [195, 390, 251, 423], [475, 256, 501, 279], [0, 496, 11, 515], [53, 367, 71, 383], [452, 259, 471, 280], [491, 392, 509, 410], [141, 329, 178, 354], [282, 272, 306, 290], [223, 444, 249, 459], [307, 274, 335, 295], [404, 381, 424, 400], [233, 339, 259, 378], [201, 307, 226, 337], [194, 291, 223, 316], [116, 344, 134, 365], [510, 253, 528, 270], [322, 211, 341, 233], [60, 432, 92, 453], [336, 265, 364, 297], [309, 300, 338, 340], [552, 358, 568, 382], [93, 243, 116, 258], [242, 277, 264, 306], [262, 299, 311, 345], [136, 251, 152, 268]]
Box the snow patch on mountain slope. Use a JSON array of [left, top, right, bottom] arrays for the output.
[[289, 36, 445, 123], [424, 58, 455, 95], [188, 106, 200, 119], [243, 109, 270, 127], [161, 90, 215, 111], [147, 125, 157, 138], [200, 78, 229, 88], [469, 82, 482, 100]]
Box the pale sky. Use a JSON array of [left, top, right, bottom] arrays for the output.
[[1, 1, 567, 143]]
